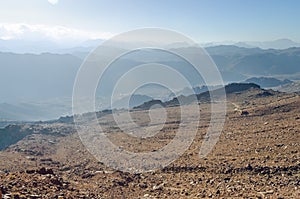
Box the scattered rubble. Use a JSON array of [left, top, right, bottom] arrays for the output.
[[0, 90, 299, 198]]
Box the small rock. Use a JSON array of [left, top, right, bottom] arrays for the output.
[[40, 158, 53, 162], [241, 110, 249, 116], [224, 177, 231, 182], [60, 166, 71, 171], [153, 183, 164, 191], [50, 178, 63, 186], [246, 164, 253, 171], [3, 194, 11, 199], [26, 156, 37, 161], [37, 167, 54, 175], [26, 169, 35, 174], [81, 172, 95, 179], [29, 194, 41, 199], [103, 170, 114, 174], [139, 183, 148, 189]]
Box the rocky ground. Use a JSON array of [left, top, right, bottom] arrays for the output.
[[0, 87, 299, 198]]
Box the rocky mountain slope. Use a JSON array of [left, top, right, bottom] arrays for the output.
[[0, 84, 299, 198]]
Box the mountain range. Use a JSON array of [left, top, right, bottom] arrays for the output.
[[244, 77, 292, 88], [1, 43, 300, 121], [1, 38, 299, 54]]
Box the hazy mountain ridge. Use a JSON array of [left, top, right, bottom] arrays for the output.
[[0, 52, 81, 102], [134, 83, 261, 110], [273, 80, 300, 93], [204, 46, 300, 79], [1, 38, 299, 54], [0, 38, 104, 54], [202, 39, 300, 49], [244, 77, 292, 88], [1, 45, 300, 121]]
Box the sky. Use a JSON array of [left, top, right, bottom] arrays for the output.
[[0, 0, 300, 43]]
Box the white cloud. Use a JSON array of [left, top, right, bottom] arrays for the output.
[[48, 0, 59, 5], [0, 23, 113, 42]]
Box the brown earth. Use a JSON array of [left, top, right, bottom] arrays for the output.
[[0, 88, 299, 198]]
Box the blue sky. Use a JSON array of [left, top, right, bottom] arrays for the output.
[[0, 0, 299, 42]]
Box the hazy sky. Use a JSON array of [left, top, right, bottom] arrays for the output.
[[0, 0, 299, 42]]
